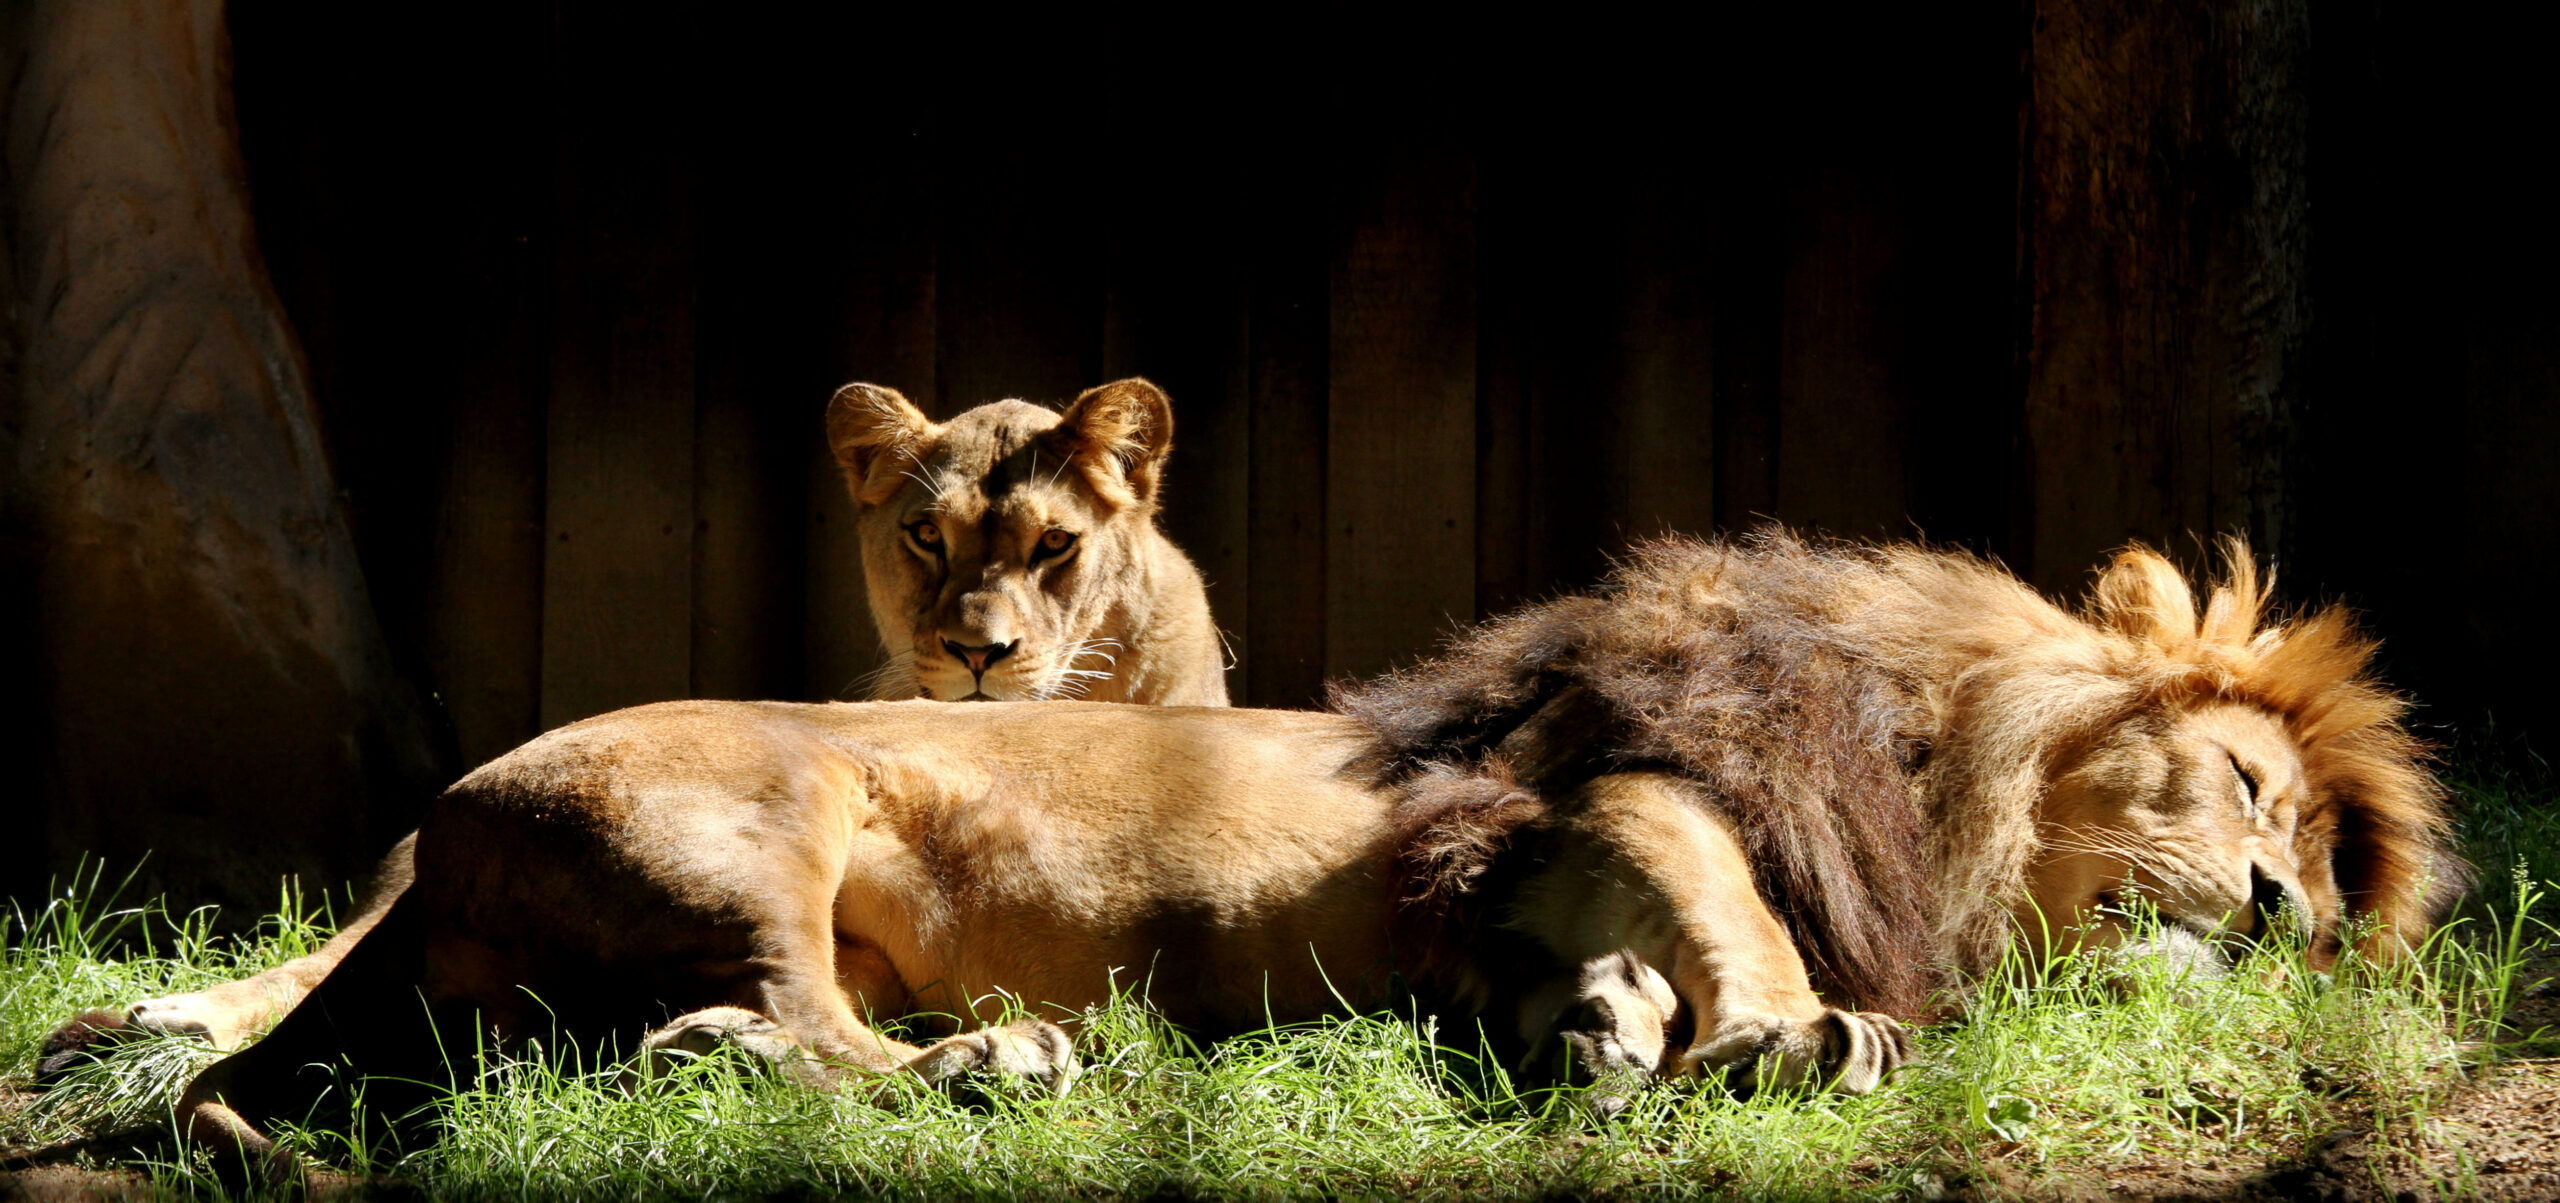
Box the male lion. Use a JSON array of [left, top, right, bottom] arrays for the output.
[[36, 376, 1226, 1069], [64, 534, 2452, 1181]]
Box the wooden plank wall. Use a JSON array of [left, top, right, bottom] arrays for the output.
[[226, 1, 2560, 772]]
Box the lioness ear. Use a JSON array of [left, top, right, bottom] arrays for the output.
[[2088, 545, 2198, 647], [826, 383, 934, 507], [1054, 377, 1175, 509]]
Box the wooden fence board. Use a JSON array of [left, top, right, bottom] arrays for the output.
[[2017, 0, 2310, 590], [537, 7, 700, 729], [430, 175, 549, 766], [802, 125, 936, 703], [1101, 149, 1253, 700], [1326, 150, 1478, 682], [933, 119, 1105, 415], [1775, 169, 1912, 538], [1607, 172, 1719, 546], [1244, 162, 1331, 709]]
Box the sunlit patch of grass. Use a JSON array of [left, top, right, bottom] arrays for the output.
[[1, 862, 334, 1148], [2, 749, 2553, 1200]]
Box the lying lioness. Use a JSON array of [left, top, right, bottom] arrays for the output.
[[37, 376, 1226, 1067], [84, 534, 2454, 1180]]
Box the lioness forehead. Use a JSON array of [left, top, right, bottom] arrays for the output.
[[914, 401, 1073, 508]]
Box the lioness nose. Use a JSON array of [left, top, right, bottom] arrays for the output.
[[942, 639, 1016, 677]]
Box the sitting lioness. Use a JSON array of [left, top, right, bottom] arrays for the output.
[[95, 532, 2450, 1183], [35, 377, 1225, 1069], [828, 377, 1227, 707]]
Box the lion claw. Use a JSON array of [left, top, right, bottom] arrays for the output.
[[1687, 1008, 1913, 1097], [967, 1017, 1080, 1096]]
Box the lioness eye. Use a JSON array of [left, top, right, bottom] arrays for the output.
[[908, 521, 942, 551], [2231, 755, 2260, 812], [1034, 529, 1077, 561]]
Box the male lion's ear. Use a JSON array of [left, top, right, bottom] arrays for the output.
[[2088, 545, 2199, 648], [826, 383, 934, 506], [1054, 378, 1175, 509]]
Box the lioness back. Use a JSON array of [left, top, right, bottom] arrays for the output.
[[827, 378, 1227, 707]]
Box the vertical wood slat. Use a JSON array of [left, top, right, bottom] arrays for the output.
[[1605, 172, 1718, 545], [1243, 161, 1331, 709], [538, 6, 700, 729], [932, 124, 1104, 416], [1774, 169, 1912, 537], [1471, 152, 1532, 620], [1711, 189, 1784, 532], [431, 177, 548, 765], [802, 126, 937, 702], [1508, 155, 1612, 599], [1326, 150, 1479, 682], [2017, 0, 2310, 590], [1100, 161, 1253, 701], [689, 149, 811, 701]]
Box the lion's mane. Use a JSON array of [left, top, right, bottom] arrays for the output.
[[1335, 530, 2455, 1020]]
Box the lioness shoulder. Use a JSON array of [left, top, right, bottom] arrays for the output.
[[828, 378, 1227, 707]]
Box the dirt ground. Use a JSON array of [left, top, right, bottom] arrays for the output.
[[2018, 966, 2560, 1202]]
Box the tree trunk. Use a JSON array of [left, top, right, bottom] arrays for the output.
[[0, 0, 450, 912]]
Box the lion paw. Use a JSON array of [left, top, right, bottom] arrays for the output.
[[631, 1006, 820, 1088], [35, 1009, 139, 1080], [1554, 951, 1683, 1118], [37, 991, 247, 1081], [127, 993, 221, 1039], [913, 1017, 1079, 1096], [1684, 1008, 1912, 1097]]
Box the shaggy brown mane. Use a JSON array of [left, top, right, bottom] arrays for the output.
[[1335, 529, 2456, 1021], [1338, 534, 1941, 1018]]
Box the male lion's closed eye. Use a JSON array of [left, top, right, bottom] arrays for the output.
[[2229, 754, 2259, 812]]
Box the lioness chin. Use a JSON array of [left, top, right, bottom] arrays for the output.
[[62, 531, 2453, 1186]]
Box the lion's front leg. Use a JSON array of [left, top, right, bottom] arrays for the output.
[[1513, 773, 1913, 1097]]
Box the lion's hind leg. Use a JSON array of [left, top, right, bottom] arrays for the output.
[[40, 836, 418, 1077], [1517, 773, 1913, 1098]]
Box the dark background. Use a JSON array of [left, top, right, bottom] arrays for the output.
[[6, 2, 2554, 913]]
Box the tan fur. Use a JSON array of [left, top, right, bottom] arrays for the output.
[[827, 378, 1227, 706], [46, 532, 2452, 1184], [34, 380, 1229, 1078]]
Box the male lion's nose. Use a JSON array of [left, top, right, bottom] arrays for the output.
[[2247, 863, 2312, 942], [942, 639, 1016, 677]]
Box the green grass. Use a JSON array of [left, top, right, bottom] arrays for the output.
[[6, 756, 2556, 1201]]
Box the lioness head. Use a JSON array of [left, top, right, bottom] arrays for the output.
[[2012, 545, 2453, 972], [827, 378, 1188, 703]]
